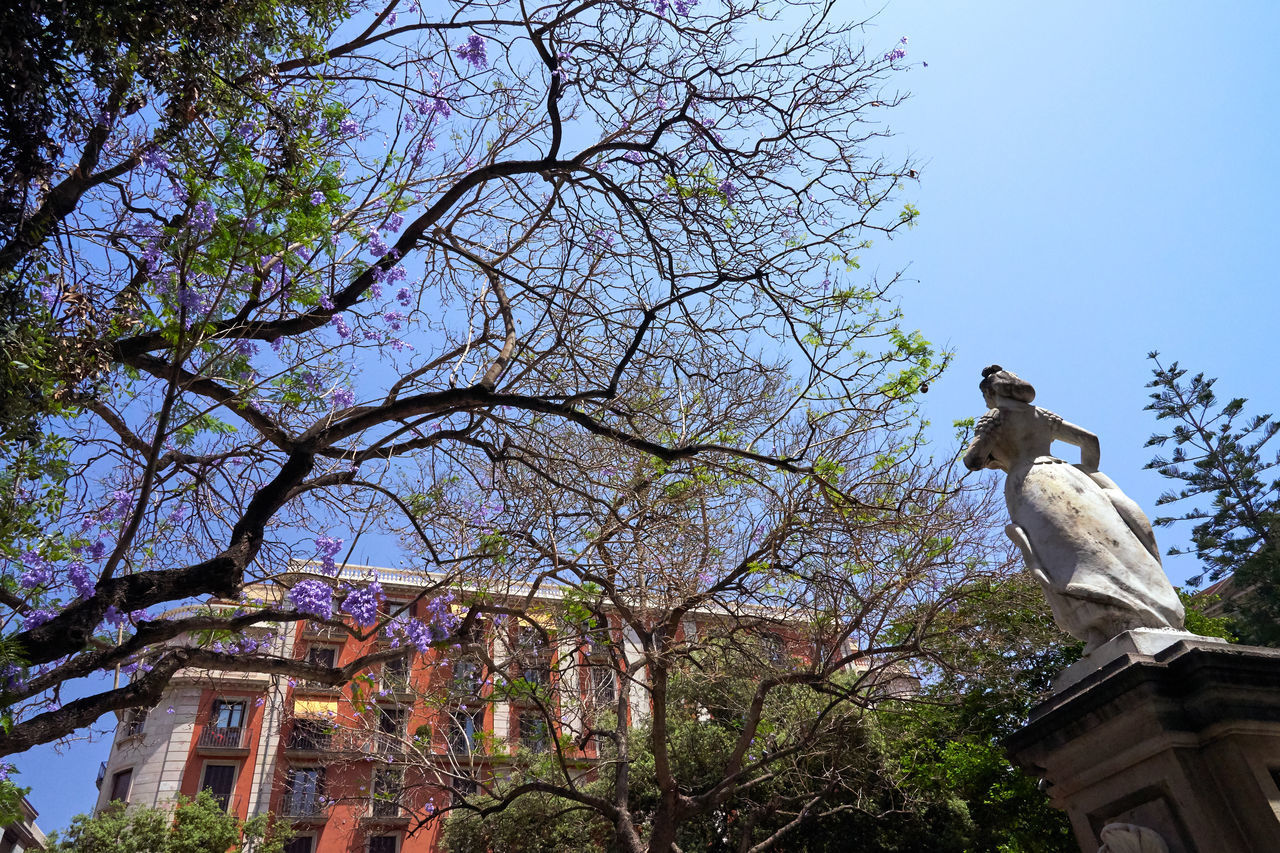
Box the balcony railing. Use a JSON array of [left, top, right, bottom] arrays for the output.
[[285, 727, 332, 753], [282, 795, 327, 818], [197, 726, 247, 750]]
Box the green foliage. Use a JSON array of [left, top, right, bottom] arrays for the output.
[[1177, 589, 1235, 642], [444, 601, 1076, 853], [1144, 353, 1279, 644], [48, 789, 291, 853]]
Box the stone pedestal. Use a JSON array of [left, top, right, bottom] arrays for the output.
[[1006, 638, 1280, 853]]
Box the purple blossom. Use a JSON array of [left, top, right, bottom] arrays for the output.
[[310, 190, 326, 206], [339, 117, 360, 137], [885, 46, 907, 62], [386, 11, 397, 27], [89, 540, 107, 561], [319, 294, 335, 311], [340, 581, 384, 628], [719, 179, 737, 200], [396, 287, 412, 306], [455, 35, 488, 70], [382, 311, 404, 331], [177, 287, 209, 314], [386, 212, 404, 232], [141, 147, 168, 170], [288, 579, 334, 621], [235, 121, 257, 143], [368, 231, 390, 257], [316, 536, 344, 574], [23, 609, 56, 630], [18, 552, 52, 589], [623, 151, 644, 164], [331, 314, 352, 339], [190, 201, 215, 234], [68, 561, 95, 598], [168, 504, 186, 524], [419, 96, 451, 119], [330, 386, 355, 409], [111, 489, 135, 521]]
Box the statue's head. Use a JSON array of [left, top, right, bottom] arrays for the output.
[[980, 364, 1035, 406]]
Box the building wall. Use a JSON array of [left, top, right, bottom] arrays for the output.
[[91, 569, 816, 853]]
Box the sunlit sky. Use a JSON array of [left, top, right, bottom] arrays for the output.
[[17, 0, 1280, 834]]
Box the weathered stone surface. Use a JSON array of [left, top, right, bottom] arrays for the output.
[[1054, 628, 1227, 691], [963, 365, 1184, 652], [1007, 640, 1280, 853]]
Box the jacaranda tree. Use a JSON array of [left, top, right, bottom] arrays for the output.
[[0, 0, 962, 808]]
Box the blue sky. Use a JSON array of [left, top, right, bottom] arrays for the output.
[[16, 0, 1280, 834]]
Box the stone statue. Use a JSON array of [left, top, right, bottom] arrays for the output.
[[963, 366, 1184, 652], [1097, 823, 1169, 853]]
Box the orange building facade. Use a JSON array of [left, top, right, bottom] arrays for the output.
[[92, 564, 660, 853]]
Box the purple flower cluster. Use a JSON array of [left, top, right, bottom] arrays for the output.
[[368, 231, 390, 257], [18, 552, 52, 589], [331, 314, 352, 339], [190, 201, 216, 234], [396, 287, 413, 306], [455, 35, 488, 70], [339, 118, 360, 137], [311, 191, 326, 206], [68, 561, 95, 598], [110, 489, 135, 521], [22, 609, 57, 630], [141, 147, 168, 170], [316, 536, 344, 574], [414, 95, 451, 120], [719, 179, 737, 200], [340, 581, 384, 628], [382, 312, 403, 331], [330, 386, 355, 409], [885, 40, 907, 62], [288, 579, 334, 620]]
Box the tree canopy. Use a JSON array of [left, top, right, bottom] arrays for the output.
[[48, 789, 291, 853], [1144, 353, 1279, 643]]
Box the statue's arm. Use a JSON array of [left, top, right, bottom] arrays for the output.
[[962, 410, 1001, 471], [1052, 418, 1101, 472]]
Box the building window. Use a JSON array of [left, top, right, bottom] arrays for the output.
[[302, 646, 339, 687], [368, 836, 399, 853], [382, 652, 411, 690], [282, 836, 316, 853], [288, 718, 332, 752], [447, 707, 484, 754], [108, 768, 133, 803], [199, 699, 246, 748], [584, 625, 611, 661], [515, 627, 551, 686], [371, 768, 403, 818], [306, 646, 336, 668], [761, 633, 785, 667], [283, 767, 325, 817], [375, 706, 406, 751], [518, 711, 549, 754], [590, 665, 615, 706], [122, 707, 148, 738], [451, 658, 482, 696], [200, 763, 237, 810]]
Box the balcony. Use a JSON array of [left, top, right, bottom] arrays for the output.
[[301, 621, 348, 642], [285, 724, 332, 755], [196, 725, 251, 755], [280, 796, 328, 822]]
